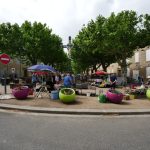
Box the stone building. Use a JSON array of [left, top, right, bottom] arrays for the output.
[[0, 58, 26, 78], [129, 46, 150, 81], [107, 63, 122, 77], [89, 46, 150, 83]]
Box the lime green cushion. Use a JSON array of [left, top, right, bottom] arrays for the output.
[[59, 88, 75, 103], [146, 89, 150, 99]]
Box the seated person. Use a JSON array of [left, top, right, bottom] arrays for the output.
[[35, 82, 42, 92], [145, 79, 150, 88], [46, 79, 55, 93], [110, 74, 117, 89]]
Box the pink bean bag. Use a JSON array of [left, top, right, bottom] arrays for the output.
[[106, 89, 123, 104], [12, 86, 29, 100]]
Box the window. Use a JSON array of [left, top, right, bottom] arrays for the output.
[[127, 68, 130, 77], [135, 52, 139, 62], [146, 49, 150, 61], [133, 70, 139, 80], [146, 67, 150, 78]]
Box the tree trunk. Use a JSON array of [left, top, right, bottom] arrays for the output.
[[93, 64, 97, 72], [102, 65, 107, 72], [86, 68, 89, 76], [31, 60, 37, 65], [101, 63, 109, 72], [120, 59, 127, 86]]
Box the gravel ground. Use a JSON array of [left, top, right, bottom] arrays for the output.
[[0, 84, 150, 110]]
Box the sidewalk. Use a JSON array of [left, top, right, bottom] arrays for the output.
[[0, 85, 150, 115]]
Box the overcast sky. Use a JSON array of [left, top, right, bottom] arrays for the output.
[[0, 0, 150, 45]]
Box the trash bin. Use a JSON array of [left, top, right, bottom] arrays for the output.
[[10, 83, 15, 89], [1, 78, 10, 85], [1, 78, 5, 85], [51, 90, 59, 100], [6, 78, 10, 84], [14, 79, 19, 84]]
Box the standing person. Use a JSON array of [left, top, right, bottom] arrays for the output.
[[141, 76, 144, 85], [46, 75, 55, 93], [52, 74, 56, 84], [55, 74, 60, 84], [63, 73, 73, 88], [110, 73, 117, 89], [138, 76, 141, 85], [31, 73, 37, 87], [70, 73, 75, 85]]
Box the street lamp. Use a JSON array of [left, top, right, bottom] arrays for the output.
[[63, 36, 73, 59], [19, 48, 22, 78]]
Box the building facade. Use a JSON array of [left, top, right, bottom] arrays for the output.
[[129, 46, 150, 81], [0, 58, 26, 78]]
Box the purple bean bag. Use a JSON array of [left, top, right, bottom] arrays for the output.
[[106, 89, 123, 104], [12, 86, 29, 100]]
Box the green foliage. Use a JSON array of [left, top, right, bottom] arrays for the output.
[[71, 15, 116, 73], [0, 10, 150, 76], [71, 10, 147, 79], [0, 23, 23, 56], [21, 21, 67, 67], [137, 14, 150, 47], [0, 21, 68, 72]]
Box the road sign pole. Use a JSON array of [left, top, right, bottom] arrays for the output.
[[4, 70, 7, 94], [0, 53, 11, 94]]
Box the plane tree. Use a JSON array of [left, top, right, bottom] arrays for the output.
[[0, 21, 69, 72], [104, 10, 142, 83], [137, 14, 150, 48], [71, 15, 116, 74], [21, 21, 67, 67], [0, 23, 23, 57]]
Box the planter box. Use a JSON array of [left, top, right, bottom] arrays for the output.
[[136, 95, 146, 99], [123, 95, 130, 100], [129, 94, 136, 100]]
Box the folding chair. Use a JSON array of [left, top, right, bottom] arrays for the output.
[[34, 85, 50, 99]]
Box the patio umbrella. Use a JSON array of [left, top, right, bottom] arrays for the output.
[[95, 70, 108, 75], [28, 64, 56, 84], [28, 64, 56, 72], [33, 71, 48, 75], [147, 76, 150, 79]]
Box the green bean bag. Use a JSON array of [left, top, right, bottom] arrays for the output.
[[98, 94, 107, 103], [59, 88, 75, 103], [146, 89, 150, 99]]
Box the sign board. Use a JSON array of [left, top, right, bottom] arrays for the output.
[[0, 53, 10, 65]]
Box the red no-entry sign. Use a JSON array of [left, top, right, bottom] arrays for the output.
[[0, 53, 10, 65]]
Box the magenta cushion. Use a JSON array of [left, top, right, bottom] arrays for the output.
[[12, 86, 29, 99], [106, 90, 123, 104]]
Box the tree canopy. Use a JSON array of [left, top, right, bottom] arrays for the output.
[[0, 21, 68, 71], [71, 10, 148, 80], [1, 10, 150, 77]]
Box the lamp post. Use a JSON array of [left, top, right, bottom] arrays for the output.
[[19, 48, 22, 78], [18, 48, 22, 78], [62, 36, 73, 72], [63, 36, 73, 59]]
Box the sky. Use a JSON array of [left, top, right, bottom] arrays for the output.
[[0, 0, 150, 45]]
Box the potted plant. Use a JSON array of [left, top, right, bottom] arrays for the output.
[[126, 86, 146, 99]]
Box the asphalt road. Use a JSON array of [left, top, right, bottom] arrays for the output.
[[0, 111, 150, 150]]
